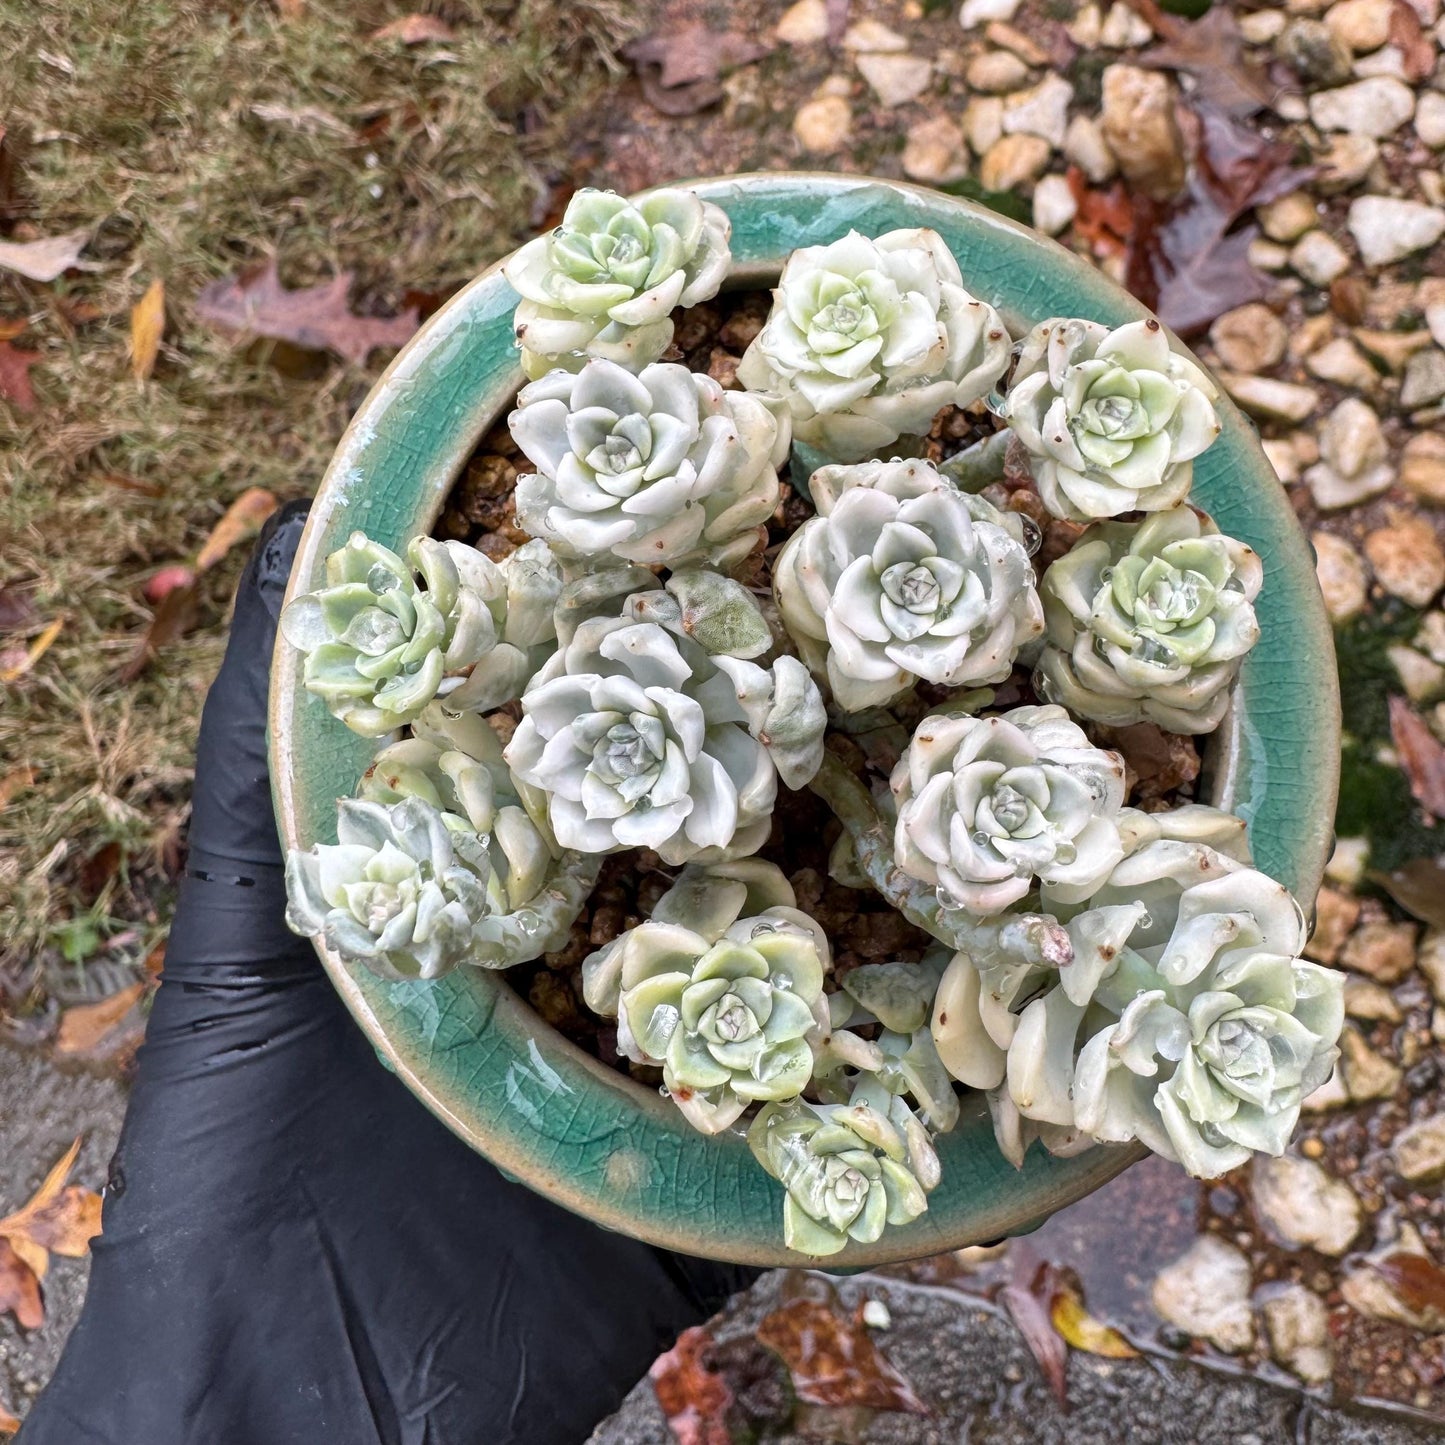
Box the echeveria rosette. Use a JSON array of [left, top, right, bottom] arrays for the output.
[[504, 187, 730, 377], [613, 907, 830, 1133], [509, 358, 784, 571], [280, 533, 562, 737], [737, 229, 1012, 462], [1000, 317, 1221, 522], [891, 704, 1127, 917], [1037, 506, 1263, 735], [773, 459, 1043, 712], [285, 796, 498, 981], [748, 1079, 940, 1256], [504, 605, 781, 866]]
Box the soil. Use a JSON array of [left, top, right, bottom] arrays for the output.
[[434, 288, 1208, 1085]]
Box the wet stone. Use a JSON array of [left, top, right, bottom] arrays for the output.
[[1251, 1154, 1362, 1256], [1208, 304, 1287, 373], [1259, 1283, 1334, 1385], [1392, 1115, 1445, 1184], [1363, 519, 1445, 608], [1151, 1235, 1256, 1353]]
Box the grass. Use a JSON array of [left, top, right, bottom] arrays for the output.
[[0, 0, 639, 993]]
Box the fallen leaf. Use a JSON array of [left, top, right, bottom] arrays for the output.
[[144, 564, 196, 604], [0, 124, 28, 229], [0, 229, 90, 283], [1389, 1, 1435, 82], [756, 1295, 929, 1415], [119, 583, 197, 682], [0, 1401, 20, 1435], [55, 981, 147, 1057], [650, 1326, 733, 1445], [129, 278, 164, 382], [1067, 169, 1134, 258], [1001, 1259, 1069, 1408], [194, 487, 278, 572], [0, 1138, 103, 1260], [1374, 1253, 1445, 1327], [274, 0, 305, 16], [0, 614, 63, 682], [1126, 106, 1310, 335], [0, 317, 29, 342], [1134, 1, 1282, 117], [0, 1241, 42, 1331], [0, 766, 34, 808], [1093, 722, 1199, 802], [371, 14, 456, 43], [96, 471, 165, 498], [0, 342, 41, 411], [194, 260, 418, 366], [78, 840, 124, 900], [1390, 696, 1445, 822], [1368, 856, 1445, 929], [624, 23, 772, 116], [1050, 1279, 1139, 1360]]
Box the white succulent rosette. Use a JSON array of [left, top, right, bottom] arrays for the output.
[[280, 532, 562, 736], [504, 583, 825, 865], [1037, 505, 1263, 735], [504, 186, 731, 377], [509, 358, 785, 571], [285, 796, 497, 981], [772, 458, 1043, 712], [607, 904, 830, 1134], [748, 1078, 940, 1256], [737, 228, 1012, 462], [1000, 317, 1221, 522], [891, 703, 1127, 916]]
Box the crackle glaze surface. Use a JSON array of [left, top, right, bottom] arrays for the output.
[[270, 174, 1339, 1267]]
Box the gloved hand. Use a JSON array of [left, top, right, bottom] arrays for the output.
[[21, 502, 756, 1445]]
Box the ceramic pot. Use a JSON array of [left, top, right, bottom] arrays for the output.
[[270, 173, 1339, 1266]]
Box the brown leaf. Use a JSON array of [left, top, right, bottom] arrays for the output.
[[756, 1296, 929, 1415], [0, 766, 34, 808], [1368, 856, 1445, 929], [144, 564, 196, 603], [0, 1401, 20, 1435], [78, 840, 124, 901], [97, 471, 165, 498], [371, 14, 456, 43], [1001, 1259, 1069, 1408], [1389, 1, 1435, 82], [0, 614, 63, 682], [1135, 3, 1282, 118], [0, 317, 29, 342], [0, 341, 41, 411], [275, 0, 305, 16], [1390, 696, 1445, 822], [0, 1241, 43, 1331], [1093, 722, 1199, 803], [56, 983, 147, 1059], [1050, 1280, 1139, 1360], [194, 260, 419, 366], [624, 23, 772, 116], [1375, 1253, 1445, 1320], [0, 229, 89, 283], [0, 1137, 103, 1285], [195, 487, 278, 572], [650, 1326, 733, 1445], [119, 582, 197, 682], [129, 278, 165, 382], [1126, 107, 1309, 335], [1067, 169, 1134, 259]]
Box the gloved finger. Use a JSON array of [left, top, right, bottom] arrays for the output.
[[164, 499, 314, 981]]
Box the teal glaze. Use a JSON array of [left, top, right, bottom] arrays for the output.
[[270, 174, 1340, 1267]]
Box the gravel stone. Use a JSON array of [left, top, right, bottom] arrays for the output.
[[979, 132, 1051, 191], [1099, 0, 1153, 47], [1063, 113, 1117, 181], [1339, 1025, 1403, 1100], [1363, 518, 1445, 607], [1325, 0, 1396, 51], [902, 115, 969, 182], [1290, 229, 1352, 285], [1308, 76, 1415, 135], [1341, 918, 1419, 982], [1401, 431, 1445, 504], [1209, 303, 1287, 372], [1259, 1283, 1334, 1385], [856, 52, 933, 107], [964, 95, 1005, 155], [1222, 373, 1320, 422], [1392, 1114, 1445, 1183], [842, 18, 908, 51], [792, 93, 851, 153], [1316, 133, 1382, 191], [1031, 173, 1077, 235], [1312, 533, 1371, 622], [1416, 89, 1445, 147], [1101, 65, 1185, 198], [1305, 885, 1364, 961], [1348, 195, 1445, 268], [1401, 348, 1445, 409], [1252, 1154, 1363, 1256], [1343, 976, 1402, 1022], [1257, 192, 1318, 241], [965, 49, 1030, 93], [776, 0, 829, 45], [959, 0, 1023, 25], [1280, 18, 1355, 85], [1306, 397, 1395, 509], [1151, 1236, 1256, 1354], [1002, 73, 1073, 147]]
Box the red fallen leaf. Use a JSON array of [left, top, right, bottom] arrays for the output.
[[1389, 1, 1435, 82], [118, 581, 197, 682], [1374, 1252, 1445, 1327], [650, 1326, 732, 1445], [0, 1240, 42, 1331], [144, 564, 195, 603], [1001, 1258, 1069, 1409], [195, 260, 418, 366], [623, 23, 772, 116], [1130, 0, 1282, 117], [1066, 168, 1134, 258], [371, 14, 456, 44], [0, 1400, 19, 1435], [0, 1138, 104, 1265], [1390, 695, 1445, 822], [0, 341, 40, 411], [756, 1295, 929, 1415], [1126, 106, 1310, 336]]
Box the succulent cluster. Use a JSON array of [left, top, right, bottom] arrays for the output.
[[284, 186, 1333, 1258]]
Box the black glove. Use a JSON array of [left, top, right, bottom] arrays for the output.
[[21, 502, 756, 1445]]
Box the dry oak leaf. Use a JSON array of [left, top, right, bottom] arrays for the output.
[[756, 1295, 929, 1415], [1002, 1258, 1069, 1408], [0, 1241, 43, 1331], [624, 23, 772, 116], [371, 14, 456, 43], [194, 260, 419, 365], [1131, 0, 1281, 117], [56, 981, 148, 1057], [129, 278, 165, 383], [195, 486, 278, 571], [0, 341, 41, 412], [0, 229, 89, 283], [1390, 695, 1445, 822], [649, 1325, 733, 1445]]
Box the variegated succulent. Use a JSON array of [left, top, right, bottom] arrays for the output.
[[1037, 506, 1263, 734], [1000, 318, 1221, 522], [280, 533, 562, 736], [505, 187, 731, 377], [773, 458, 1043, 711], [738, 228, 1011, 461], [509, 358, 784, 571], [891, 704, 1127, 916]]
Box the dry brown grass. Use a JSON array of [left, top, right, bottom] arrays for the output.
[[0, 0, 641, 991]]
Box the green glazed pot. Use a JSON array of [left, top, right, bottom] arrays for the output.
[[270, 173, 1340, 1267]]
